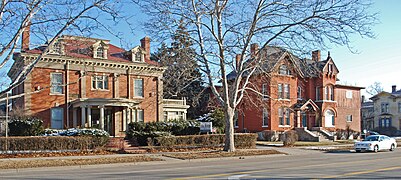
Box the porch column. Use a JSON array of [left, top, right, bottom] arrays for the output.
[[80, 106, 86, 128], [99, 105, 105, 130], [127, 108, 131, 123], [87, 106, 92, 127], [122, 109, 127, 131], [296, 111, 301, 128], [73, 108, 77, 127]]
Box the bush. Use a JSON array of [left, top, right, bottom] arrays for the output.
[[153, 133, 257, 149], [197, 109, 225, 134], [258, 130, 279, 141], [126, 120, 201, 146], [44, 128, 110, 137], [8, 116, 44, 136], [336, 125, 359, 140], [0, 136, 109, 152], [282, 130, 298, 147]]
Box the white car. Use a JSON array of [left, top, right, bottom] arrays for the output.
[[355, 135, 397, 153]]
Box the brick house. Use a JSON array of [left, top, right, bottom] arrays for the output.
[[232, 45, 363, 135], [369, 85, 401, 134], [7, 29, 189, 137]]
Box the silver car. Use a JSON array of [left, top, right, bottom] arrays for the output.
[[354, 135, 397, 153]]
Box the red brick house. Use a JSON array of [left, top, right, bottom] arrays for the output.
[[233, 45, 362, 135], [8, 29, 189, 136]]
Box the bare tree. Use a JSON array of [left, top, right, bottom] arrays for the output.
[[0, 0, 130, 96], [140, 0, 377, 152], [366, 81, 384, 95]]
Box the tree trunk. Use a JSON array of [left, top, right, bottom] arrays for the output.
[[223, 106, 235, 152]]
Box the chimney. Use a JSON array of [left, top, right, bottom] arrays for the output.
[[22, 22, 31, 52], [140, 36, 151, 62], [392, 85, 397, 93], [361, 95, 365, 103], [235, 54, 241, 69], [312, 50, 321, 61], [250, 43, 259, 58]]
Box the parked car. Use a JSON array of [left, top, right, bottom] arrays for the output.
[[354, 135, 397, 153]]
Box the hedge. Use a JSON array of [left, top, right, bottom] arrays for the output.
[[153, 133, 257, 149], [0, 136, 109, 152]]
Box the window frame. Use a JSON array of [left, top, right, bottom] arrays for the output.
[[278, 84, 283, 99], [346, 115, 353, 122], [284, 84, 290, 99], [381, 102, 389, 113], [278, 107, 284, 126], [262, 83, 268, 100], [50, 73, 64, 94], [96, 46, 104, 58], [262, 108, 269, 127], [92, 75, 109, 90], [134, 79, 144, 97], [279, 65, 290, 75]]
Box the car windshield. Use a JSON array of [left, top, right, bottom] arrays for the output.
[[364, 136, 379, 141]]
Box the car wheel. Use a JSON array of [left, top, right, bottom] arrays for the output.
[[356, 150, 361, 153], [390, 144, 395, 151], [374, 145, 379, 153]]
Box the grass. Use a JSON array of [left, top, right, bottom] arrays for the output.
[[162, 149, 285, 160], [0, 156, 163, 169]]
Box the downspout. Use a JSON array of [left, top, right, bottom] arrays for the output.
[[65, 61, 70, 128]]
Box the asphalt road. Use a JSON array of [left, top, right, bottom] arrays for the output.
[[1, 147, 401, 179]]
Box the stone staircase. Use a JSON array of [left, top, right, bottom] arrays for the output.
[[105, 137, 148, 154], [310, 130, 331, 142]]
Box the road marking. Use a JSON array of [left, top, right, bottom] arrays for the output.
[[172, 156, 401, 180], [228, 174, 249, 179], [319, 166, 401, 179]]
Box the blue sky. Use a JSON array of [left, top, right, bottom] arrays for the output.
[[2, 0, 400, 98], [328, 0, 401, 96]]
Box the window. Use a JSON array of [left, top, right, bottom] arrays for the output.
[[51, 108, 63, 129], [50, 73, 63, 94], [49, 41, 62, 55], [329, 86, 334, 100], [285, 108, 290, 125], [279, 107, 284, 125], [279, 65, 290, 75], [398, 102, 401, 113], [278, 84, 283, 99], [96, 46, 104, 58], [137, 109, 144, 122], [279, 107, 290, 126], [324, 110, 335, 127], [134, 79, 144, 97], [346, 115, 353, 122], [379, 117, 391, 127], [262, 108, 268, 127], [262, 83, 268, 99], [381, 103, 389, 113], [163, 111, 168, 121], [328, 64, 333, 72], [316, 87, 321, 100], [284, 84, 290, 99], [297, 86, 302, 99], [325, 86, 329, 100], [176, 111, 184, 120], [92, 75, 109, 90], [135, 52, 142, 62]]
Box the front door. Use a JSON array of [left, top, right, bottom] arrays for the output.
[[104, 109, 113, 135], [302, 112, 307, 127]]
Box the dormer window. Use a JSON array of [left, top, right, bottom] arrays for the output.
[[92, 40, 108, 59], [135, 51, 142, 62], [96, 47, 104, 58], [48, 39, 64, 55], [128, 46, 145, 62]]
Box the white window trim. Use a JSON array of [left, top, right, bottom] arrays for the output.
[[262, 108, 269, 127], [134, 78, 144, 98], [91, 74, 109, 91], [50, 72, 64, 95]]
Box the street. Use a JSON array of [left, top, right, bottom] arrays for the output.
[[1, 147, 401, 179]]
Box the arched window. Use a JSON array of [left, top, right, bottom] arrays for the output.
[[324, 110, 335, 127], [279, 65, 290, 75]]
